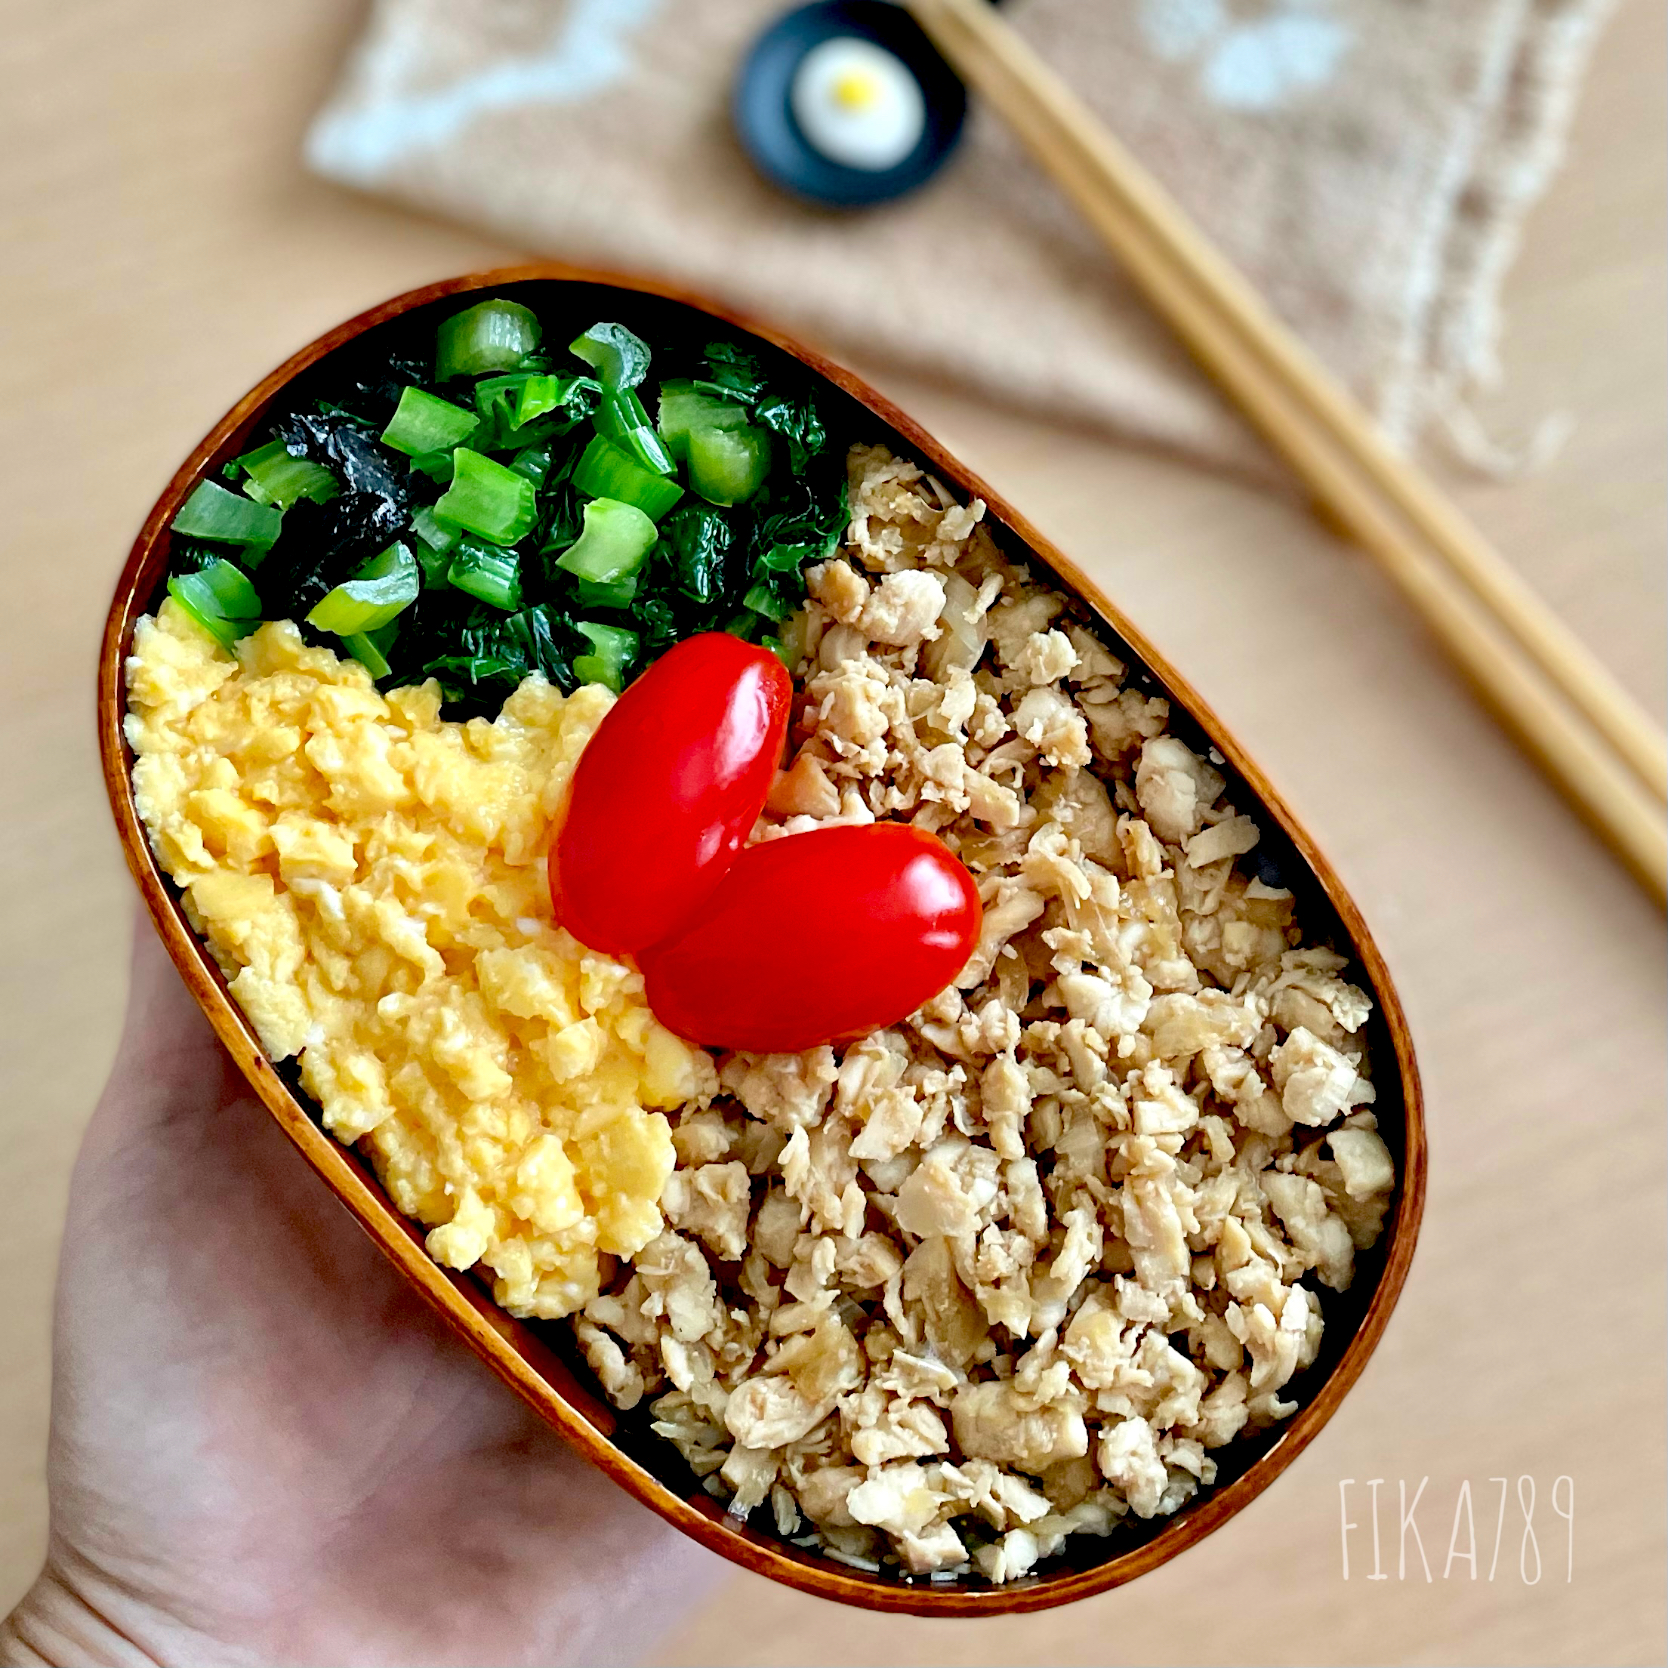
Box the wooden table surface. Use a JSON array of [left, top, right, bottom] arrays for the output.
[[1, 2, 1662, 1663]]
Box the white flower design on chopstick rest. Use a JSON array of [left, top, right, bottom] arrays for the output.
[[308, 0, 663, 183], [1138, 0, 1352, 111]]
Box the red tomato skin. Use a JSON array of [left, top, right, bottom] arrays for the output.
[[638, 824, 982, 1054], [550, 634, 791, 955]]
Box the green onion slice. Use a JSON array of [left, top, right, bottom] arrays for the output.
[[342, 621, 399, 679], [306, 543, 420, 636], [231, 440, 339, 509], [407, 450, 456, 485], [570, 434, 683, 522], [191, 557, 261, 618], [508, 444, 554, 487], [573, 574, 640, 611], [568, 322, 650, 391], [554, 498, 658, 585], [412, 544, 452, 591], [436, 298, 542, 380], [410, 506, 461, 557], [432, 448, 538, 546], [447, 542, 522, 611], [380, 387, 479, 457], [512, 375, 565, 427], [657, 380, 750, 461], [473, 373, 600, 449], [167, 582, 243, 651], [410, 510, 460, 591], [474, 372, 560, 433], [167, 559, 261, 651], [595, 387, 676, 476], [686, 424, 771, 507], [571, 621, 639, 693], [171, 479, 284, 547]]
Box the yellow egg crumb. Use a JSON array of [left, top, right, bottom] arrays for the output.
[[125, 601, 715, 1320]]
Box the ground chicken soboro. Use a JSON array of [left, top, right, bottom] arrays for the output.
[[125, 607, 711, 1320], [571, 445, 1397, 1582]]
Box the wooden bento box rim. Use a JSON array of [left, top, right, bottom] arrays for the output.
[[97, 262, 1427, 1617]]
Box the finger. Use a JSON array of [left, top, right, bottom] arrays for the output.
[[78, 911, 240, 1160], [121, 907, 226, 1072]]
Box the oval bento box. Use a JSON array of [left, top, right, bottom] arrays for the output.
[[97, 265, 1426, 1617]]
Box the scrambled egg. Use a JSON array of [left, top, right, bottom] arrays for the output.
[[126, 601, 713, 1319]]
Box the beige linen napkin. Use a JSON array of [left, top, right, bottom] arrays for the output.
[[307, 0, 1610, 470]]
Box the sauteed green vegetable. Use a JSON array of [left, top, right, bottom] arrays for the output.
[[163, 299, 846, 709]]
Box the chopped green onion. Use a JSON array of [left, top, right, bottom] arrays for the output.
[[474, 373, 600, 448], [410, 510, 461, 591], [475, 373, 536, 426], [306, 543, 420, 635], [171, 479, 284, 547], [512, 375, 566, 427], [410, 506, 461, 557], [167, 559, 261, 651], [568, 322, 650, 390], [231, 440, 339, 509], [687, 425, 771, 507], [342, 621, 399, 679], [408, 450, 455, 485], [554, 498, 658, 585], [380, 387, 479, 457], [508, 444, 553, 487], [160, 310, 842, 705], [448, 542, 522, 611], [474, 372, 564, 435], [573, 574, 640, 610], [595, 387, 676, 476], [413, 544, 451, 591], [341, 635, 390, 678], [571, 434, 683, 521], [193, 557, 260, 618], [657, 380, 750, 461], [571, 621, 638, 693], [432, 448, 537, 546], [436, 298, 542, 380], [668, 376, 753, 407], [167, 581, 243, 651]]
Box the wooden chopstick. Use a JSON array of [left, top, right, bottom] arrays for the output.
[[906, 0, 1668, 902]]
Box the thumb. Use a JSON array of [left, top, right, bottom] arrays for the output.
[[80, 910, 243, 1160]]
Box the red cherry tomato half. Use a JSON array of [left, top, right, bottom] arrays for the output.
[[550, 633, 791, 956], [639, 824, 982, 1054]]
